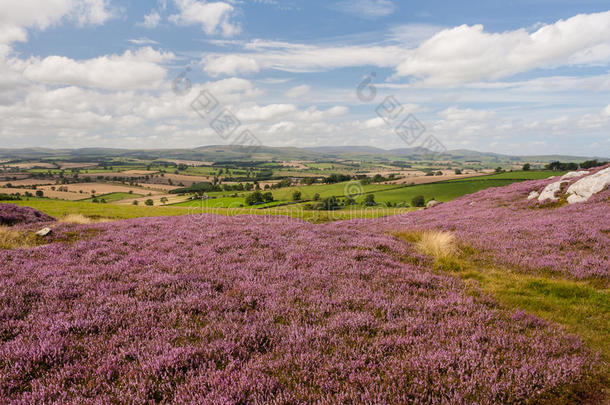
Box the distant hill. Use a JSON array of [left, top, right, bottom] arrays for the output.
[[0, 145, 606, 164]]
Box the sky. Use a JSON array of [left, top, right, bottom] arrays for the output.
[[0, 0, 609, 156]]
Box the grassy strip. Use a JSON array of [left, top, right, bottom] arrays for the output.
[[395, 232, 610, 362], [1, 199, 414, 223]]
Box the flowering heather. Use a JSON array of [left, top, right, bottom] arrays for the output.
[[344, 165, 610, 280], [0, 215, 599, 403], [0, 203, 55, 227]]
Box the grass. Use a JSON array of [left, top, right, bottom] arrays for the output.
[[1, 199, 414, 223], [0, 226, 44, 249], [395, 232, 610, 363], [370, 179, 517, 204], [414, 231, 458, 259], [2, 200, 192, 220], [80, 192, 143, 203], [449, 170, 567, 181]]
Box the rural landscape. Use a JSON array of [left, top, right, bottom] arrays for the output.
[[1, 0, 610, 403]]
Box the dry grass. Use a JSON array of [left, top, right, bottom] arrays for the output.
[[0, 226, 42, 249], [59, 214, 110, 224], [413, 230, 458, 260]]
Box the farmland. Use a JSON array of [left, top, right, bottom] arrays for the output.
[[1, 167, 608, 402], [0, 148, 608, 402]]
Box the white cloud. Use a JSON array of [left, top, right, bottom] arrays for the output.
[[169, 0, 240, 37], [395, 11, 610, 84], [236, 104, 296, 121], [128, 37, 160, 45], [203, 55, 260, 76], [0, 0, 115, 47], [140, 11, 161, 28], [202, 40, 406, 76], [285, 84, 310, 98], [603, 105, 610, 117], [332, 0, 395, 19], [19, 47, 174, 90]]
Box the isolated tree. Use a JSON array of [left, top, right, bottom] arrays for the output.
[[263, 192, 274, 203], [145, 199, 154, 206], [35, 190, 44, 197], [132, 200, 138, 205], [313, 193, 320, 201], [160, 197, 168, 205], [363, 194, 376, 206], [495, 167, 504, 173], [522, 163, 531, 171], [454, 169, 462, 175], [245, 191, 264, 206], [292, 191, 302, 201], [411, 195, 425, 207]]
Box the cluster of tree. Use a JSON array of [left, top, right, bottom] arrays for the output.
[[306, 194, 377, 211], [0, 193, 21, 201], [579, 159, 607, 169], [545, 161, 579, 171], [411, 195, 426, 207], [169, 182, 221, 194], [245, 191, 274, 206], [269, 179, 292, 189], [324, 174, 352, 184]]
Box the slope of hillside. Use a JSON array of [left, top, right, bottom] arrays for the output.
[[346, 165, 610, 281], [0, 203, 56, 226], [0, 214, 602, 403]]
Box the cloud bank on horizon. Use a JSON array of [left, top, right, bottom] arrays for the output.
[[0, 0, 609, 156]]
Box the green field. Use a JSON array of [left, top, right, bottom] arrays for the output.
[[80, 192, 142, 203], [450, 170, 566, 181], [2, 169, 560, 220], [1, 199, 413, 223]]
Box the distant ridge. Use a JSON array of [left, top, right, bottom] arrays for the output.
[[0, 145, 606, 163]]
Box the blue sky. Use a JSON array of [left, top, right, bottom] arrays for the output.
[[1, 0, 609, 156]]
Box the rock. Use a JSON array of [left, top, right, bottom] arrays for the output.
[[527, 191, 540, 200], [35, 227, 52, 237], [561, 171, 589, 180], [566, 167, 610, 204], [538, 180, 566, 202], [426, 200, 441, 209]]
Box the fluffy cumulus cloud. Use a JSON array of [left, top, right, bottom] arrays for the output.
[[140, 10, 162, 28], [203, 40, 406, 76], [395, 11, 610, 84], [0, 0, 114, 47], [169, 0, 240, 37], [17, 47, 174, 90]]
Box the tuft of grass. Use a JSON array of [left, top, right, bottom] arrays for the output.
[[396, 232, 610, 366], [58, 214, 111, 224], [414, 230, 458, 260], [0, 226, 44, 249]]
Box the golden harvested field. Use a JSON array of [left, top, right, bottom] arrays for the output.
[[0, 179, 55, 187], [117, 194, 189, 206], [39, 182, 164, 196], [162, 173, 212, 185], [388, 171, 492, 185], [5, 162, 56, 169], [57, 162, 98, 169], [167, 159, 213, 166], [136, 183, 182, 192], [0, 187, 86, 200], [121, 170, 159, 175], [78, 172, 151, 179]]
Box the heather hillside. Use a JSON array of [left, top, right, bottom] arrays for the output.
[[344, 165, 610, 281], [0, 170, 608, 403], [0, 214, 602, 403], [0, 204, 55, 227]]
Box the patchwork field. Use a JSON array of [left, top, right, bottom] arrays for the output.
[[0, 168, 607, 402]]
